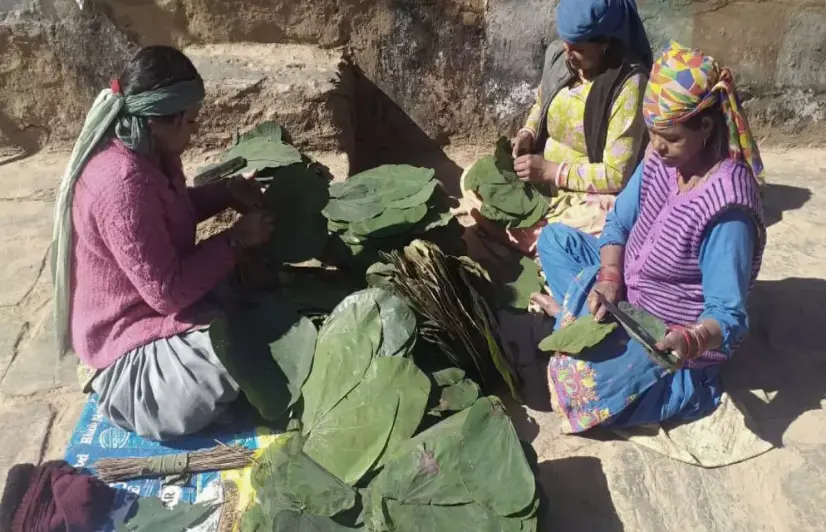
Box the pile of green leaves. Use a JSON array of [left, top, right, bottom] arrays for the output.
[[299, 289, 429, 485], [323, 165, 462, 272], [243, 397, 538, 532], [368, 240, 519, 398], [464, 137, 550, 229]]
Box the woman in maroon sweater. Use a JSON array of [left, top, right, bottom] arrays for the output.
[[53, 46, 273, 440]]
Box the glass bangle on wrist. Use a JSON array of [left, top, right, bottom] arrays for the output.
[[597, 268, 622, 284], [554, 162, 569, 188]]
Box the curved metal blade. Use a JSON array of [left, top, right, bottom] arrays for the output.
[[594, 292, 680, 370]]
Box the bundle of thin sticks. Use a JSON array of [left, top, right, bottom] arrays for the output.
[[93, 442, 256, 483]]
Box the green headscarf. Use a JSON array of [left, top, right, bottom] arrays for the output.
[[51, 78, 205, 357]]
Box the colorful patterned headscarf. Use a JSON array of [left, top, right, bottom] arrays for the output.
[[643, 41, 764, 183]]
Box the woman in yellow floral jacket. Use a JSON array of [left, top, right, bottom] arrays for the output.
[[465, 0, 652, 252]]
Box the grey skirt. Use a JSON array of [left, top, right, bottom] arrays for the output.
[[92, 329, 240, 441]]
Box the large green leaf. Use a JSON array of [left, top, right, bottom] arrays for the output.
[[388, 406, 470, 461], [222, 136, 303, 173], [347, 204, 429, 238], [119, 498, 216, 531], [383, 500, 501, 532], [238, 121, 283, 144], [351, 165, 435, 188], [465, 141, 549, 227], [538, 315, 618, 354], [303, 365, 400, 485], [495, 256, 543, 310], [459, 397, 536, 516], [240, 503, 269, 532], [329, 181, 370, 199], [513, 197, 549, 229], [287, 452, 357, 517], [250, 433, 303, 514], [388, 180, 438, 209], [364, 288, 418, 358], [371, 408, 474, 507], [271, 510, 361, 531], [323, 197, 386, 223], [263, 165, 330, 264], [300, 296, 383, 433], [494, 136, 518, 183], [250, 433, 359, 528], [373, 357, 432, 464], [477, 181, 539, 218], [209, 298, 317, 421], [480, 201, 521, 224]]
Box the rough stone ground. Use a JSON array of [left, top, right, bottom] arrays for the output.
[[0, 147, 823, 530]]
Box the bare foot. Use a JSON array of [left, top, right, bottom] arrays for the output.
[[530, 292, 561, 316]]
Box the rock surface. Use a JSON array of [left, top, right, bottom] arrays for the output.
[[186, 43, 355, 159], [3, 0, 826, 153]]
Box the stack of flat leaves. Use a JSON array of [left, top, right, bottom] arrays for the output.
[[299, 289, 431, 485], [464, 137, 550, 229], [323, 165, 462, 272], [362, 397, 538, 532], [368, 240, 519, 398], [209, 296, 317, 422], [243, 398, 538, 532]]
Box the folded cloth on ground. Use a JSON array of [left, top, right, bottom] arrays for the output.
[[0, 460, 115, 532]]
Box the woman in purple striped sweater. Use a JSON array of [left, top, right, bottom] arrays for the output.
[[533, 41, 766, 433]]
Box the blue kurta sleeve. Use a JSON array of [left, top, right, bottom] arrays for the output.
[[598, 161, 643, 248], [699, 209, 757, 355]]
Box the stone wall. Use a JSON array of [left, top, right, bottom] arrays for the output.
[[1, 0, 825, 156]]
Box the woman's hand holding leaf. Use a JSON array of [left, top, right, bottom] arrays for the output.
[[512, 131, 535, 158], [231, 210, 275, 248], [514, 155, 557, 184], [229, 171, 265, 213]]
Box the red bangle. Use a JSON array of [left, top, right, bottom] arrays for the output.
[[669, 326, 699, 361], [597, 268, 623, 284]]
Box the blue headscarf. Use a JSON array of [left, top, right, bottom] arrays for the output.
[[556, 0, 653, 69]]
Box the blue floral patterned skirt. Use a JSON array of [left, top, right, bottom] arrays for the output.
[[536, 223, 723, 433]]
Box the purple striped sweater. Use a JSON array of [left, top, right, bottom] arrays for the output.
[[624, 155, 765, 366]]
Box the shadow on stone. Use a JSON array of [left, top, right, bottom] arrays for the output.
[[724, 277, 826, 447], [350, 67, 464, 196], [537, 456, 624, 532], [762, 183, 812, 228]]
